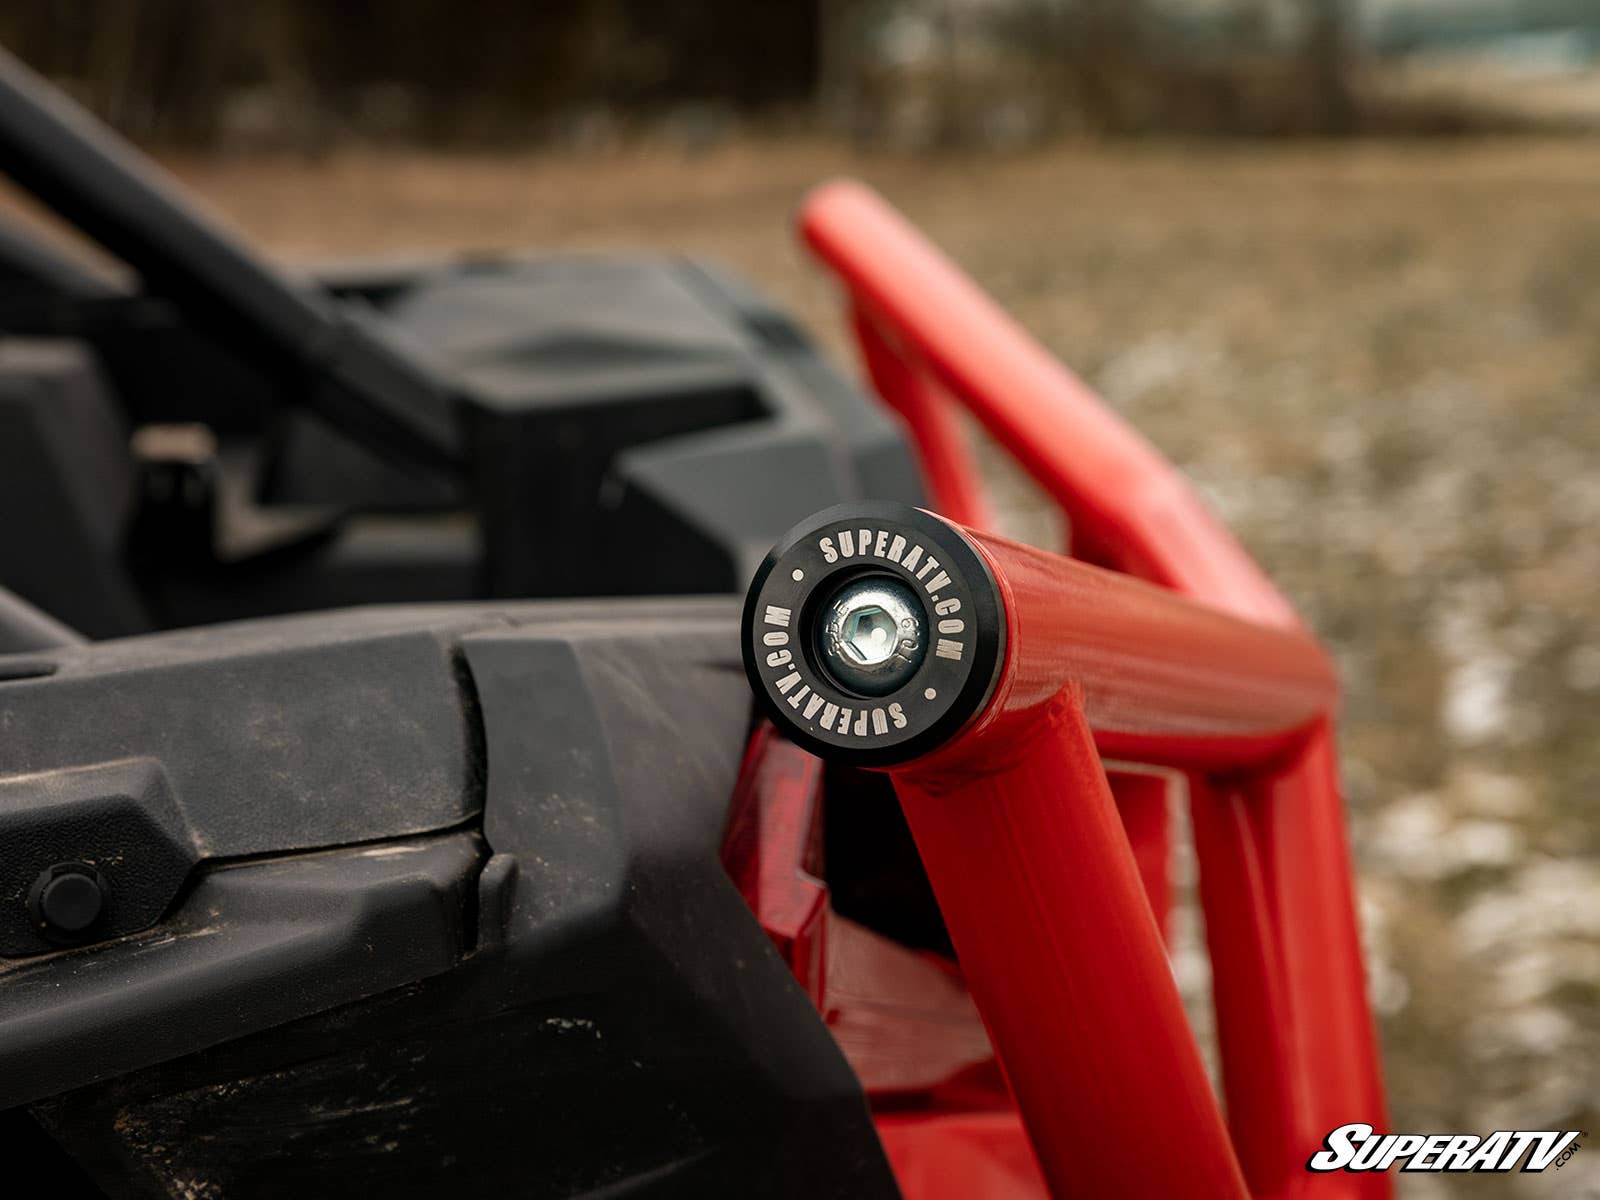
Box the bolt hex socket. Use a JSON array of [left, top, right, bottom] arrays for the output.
[[815, 574, 927, 696], [741, 501, 1005, 768]]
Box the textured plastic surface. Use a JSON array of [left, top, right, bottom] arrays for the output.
[[2, 833, 481, 1109], [7, 599, 895, 1198], [0, 759, 193, 956], [0, 612, 481, 870]]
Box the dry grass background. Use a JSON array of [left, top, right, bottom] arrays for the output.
[[160, 138, 1600, 1196]]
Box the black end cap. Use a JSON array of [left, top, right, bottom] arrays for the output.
[[741, 502, 1004, 768]]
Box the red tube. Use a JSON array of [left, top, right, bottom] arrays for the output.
[[854, 519, 1389, 1199], [801, 179, 1295, 627], [1107, 769, 1174, 942], [852, 304, 994, 530], [892, 693, 1250, 1199], [794, 182, 1387, 1199], [1246, 728, 1392, 1200], [943, 524, 1336, 772], [1189, 775, 1304, 1196]]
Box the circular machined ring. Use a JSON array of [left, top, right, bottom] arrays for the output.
[[741, 501, 1005, 767]]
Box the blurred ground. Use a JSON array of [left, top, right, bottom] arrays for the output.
[[164, 138, 1599, 1196]]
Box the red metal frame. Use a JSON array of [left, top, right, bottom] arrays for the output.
[[724, 723, 1018, 1107], [789, 181, 1389, 1199]]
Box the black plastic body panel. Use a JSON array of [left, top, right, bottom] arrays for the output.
[[0, 612, 482, 864], [0, 340, 147, 636], [0, 57, 911, 1195], [1, 600, 898, 1198], [0, 250, 923, 631], [3, 833, 481, 1109]]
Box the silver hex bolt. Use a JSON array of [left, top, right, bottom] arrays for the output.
[[816, 575, 926, 696]]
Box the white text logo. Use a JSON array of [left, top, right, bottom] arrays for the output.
[[1308, 1124, 1583, 1173]]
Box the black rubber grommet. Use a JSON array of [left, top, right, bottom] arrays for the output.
[[27, 862, 109, 943], [742, 501, 1005, 768]]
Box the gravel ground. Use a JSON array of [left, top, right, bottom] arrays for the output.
[[97, 138, 1600, 1195]]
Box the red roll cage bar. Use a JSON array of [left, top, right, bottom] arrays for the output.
[[727, 180, 1388, 1200]]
